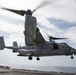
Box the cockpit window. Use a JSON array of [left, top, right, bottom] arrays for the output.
[[61, 43, 67, 47]]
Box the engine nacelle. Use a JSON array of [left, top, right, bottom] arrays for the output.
[[24, 15, 37, 46]]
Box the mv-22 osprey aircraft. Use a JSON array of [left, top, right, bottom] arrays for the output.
[[0, 2, 76, 61]]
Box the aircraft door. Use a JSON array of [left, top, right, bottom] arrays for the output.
[[53, 43, 59, 50]]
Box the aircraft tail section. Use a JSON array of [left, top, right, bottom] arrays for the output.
[[13, 41, 18, 52], [0, 36, 5, 50], [13, 41, 18, 47], [0, 36, 18, 52]]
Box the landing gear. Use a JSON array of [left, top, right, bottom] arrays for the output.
[[36, 57, 40, 61], [28, 56, 33, 60], [71, 55, 74, 59], [28, 56, 40, 61]]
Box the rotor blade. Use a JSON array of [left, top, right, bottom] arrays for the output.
[[33, 0, 51, 13], [49, 36, 67, 40], [1, 7, 26, 16]]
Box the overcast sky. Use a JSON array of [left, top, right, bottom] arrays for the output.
[[0, 0, 76, 68]]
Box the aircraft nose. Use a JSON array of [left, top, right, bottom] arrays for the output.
[[71, 48, 76, 55], [74, 50, 76, 55]]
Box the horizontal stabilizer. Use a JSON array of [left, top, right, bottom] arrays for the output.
[[0, 36, 5, 50], [5, 41, 18, 53]]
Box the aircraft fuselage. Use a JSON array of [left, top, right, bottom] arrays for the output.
[[17, 42, 76, 57]]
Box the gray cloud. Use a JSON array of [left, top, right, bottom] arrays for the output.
[[0, 14, 24, 25], [47, 18, 76, 29]]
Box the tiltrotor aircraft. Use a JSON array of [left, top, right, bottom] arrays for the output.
[[0, 1, 76, 61]]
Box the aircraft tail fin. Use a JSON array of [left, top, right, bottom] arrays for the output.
[[0, 36, 5, 50], [13, 41, 18, 52], [13, 41, 18, 47]]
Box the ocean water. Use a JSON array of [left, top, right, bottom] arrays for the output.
[[11, 65, 76, 73]]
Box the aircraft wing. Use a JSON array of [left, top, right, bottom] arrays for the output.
[[35, 28, 45, 43]]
